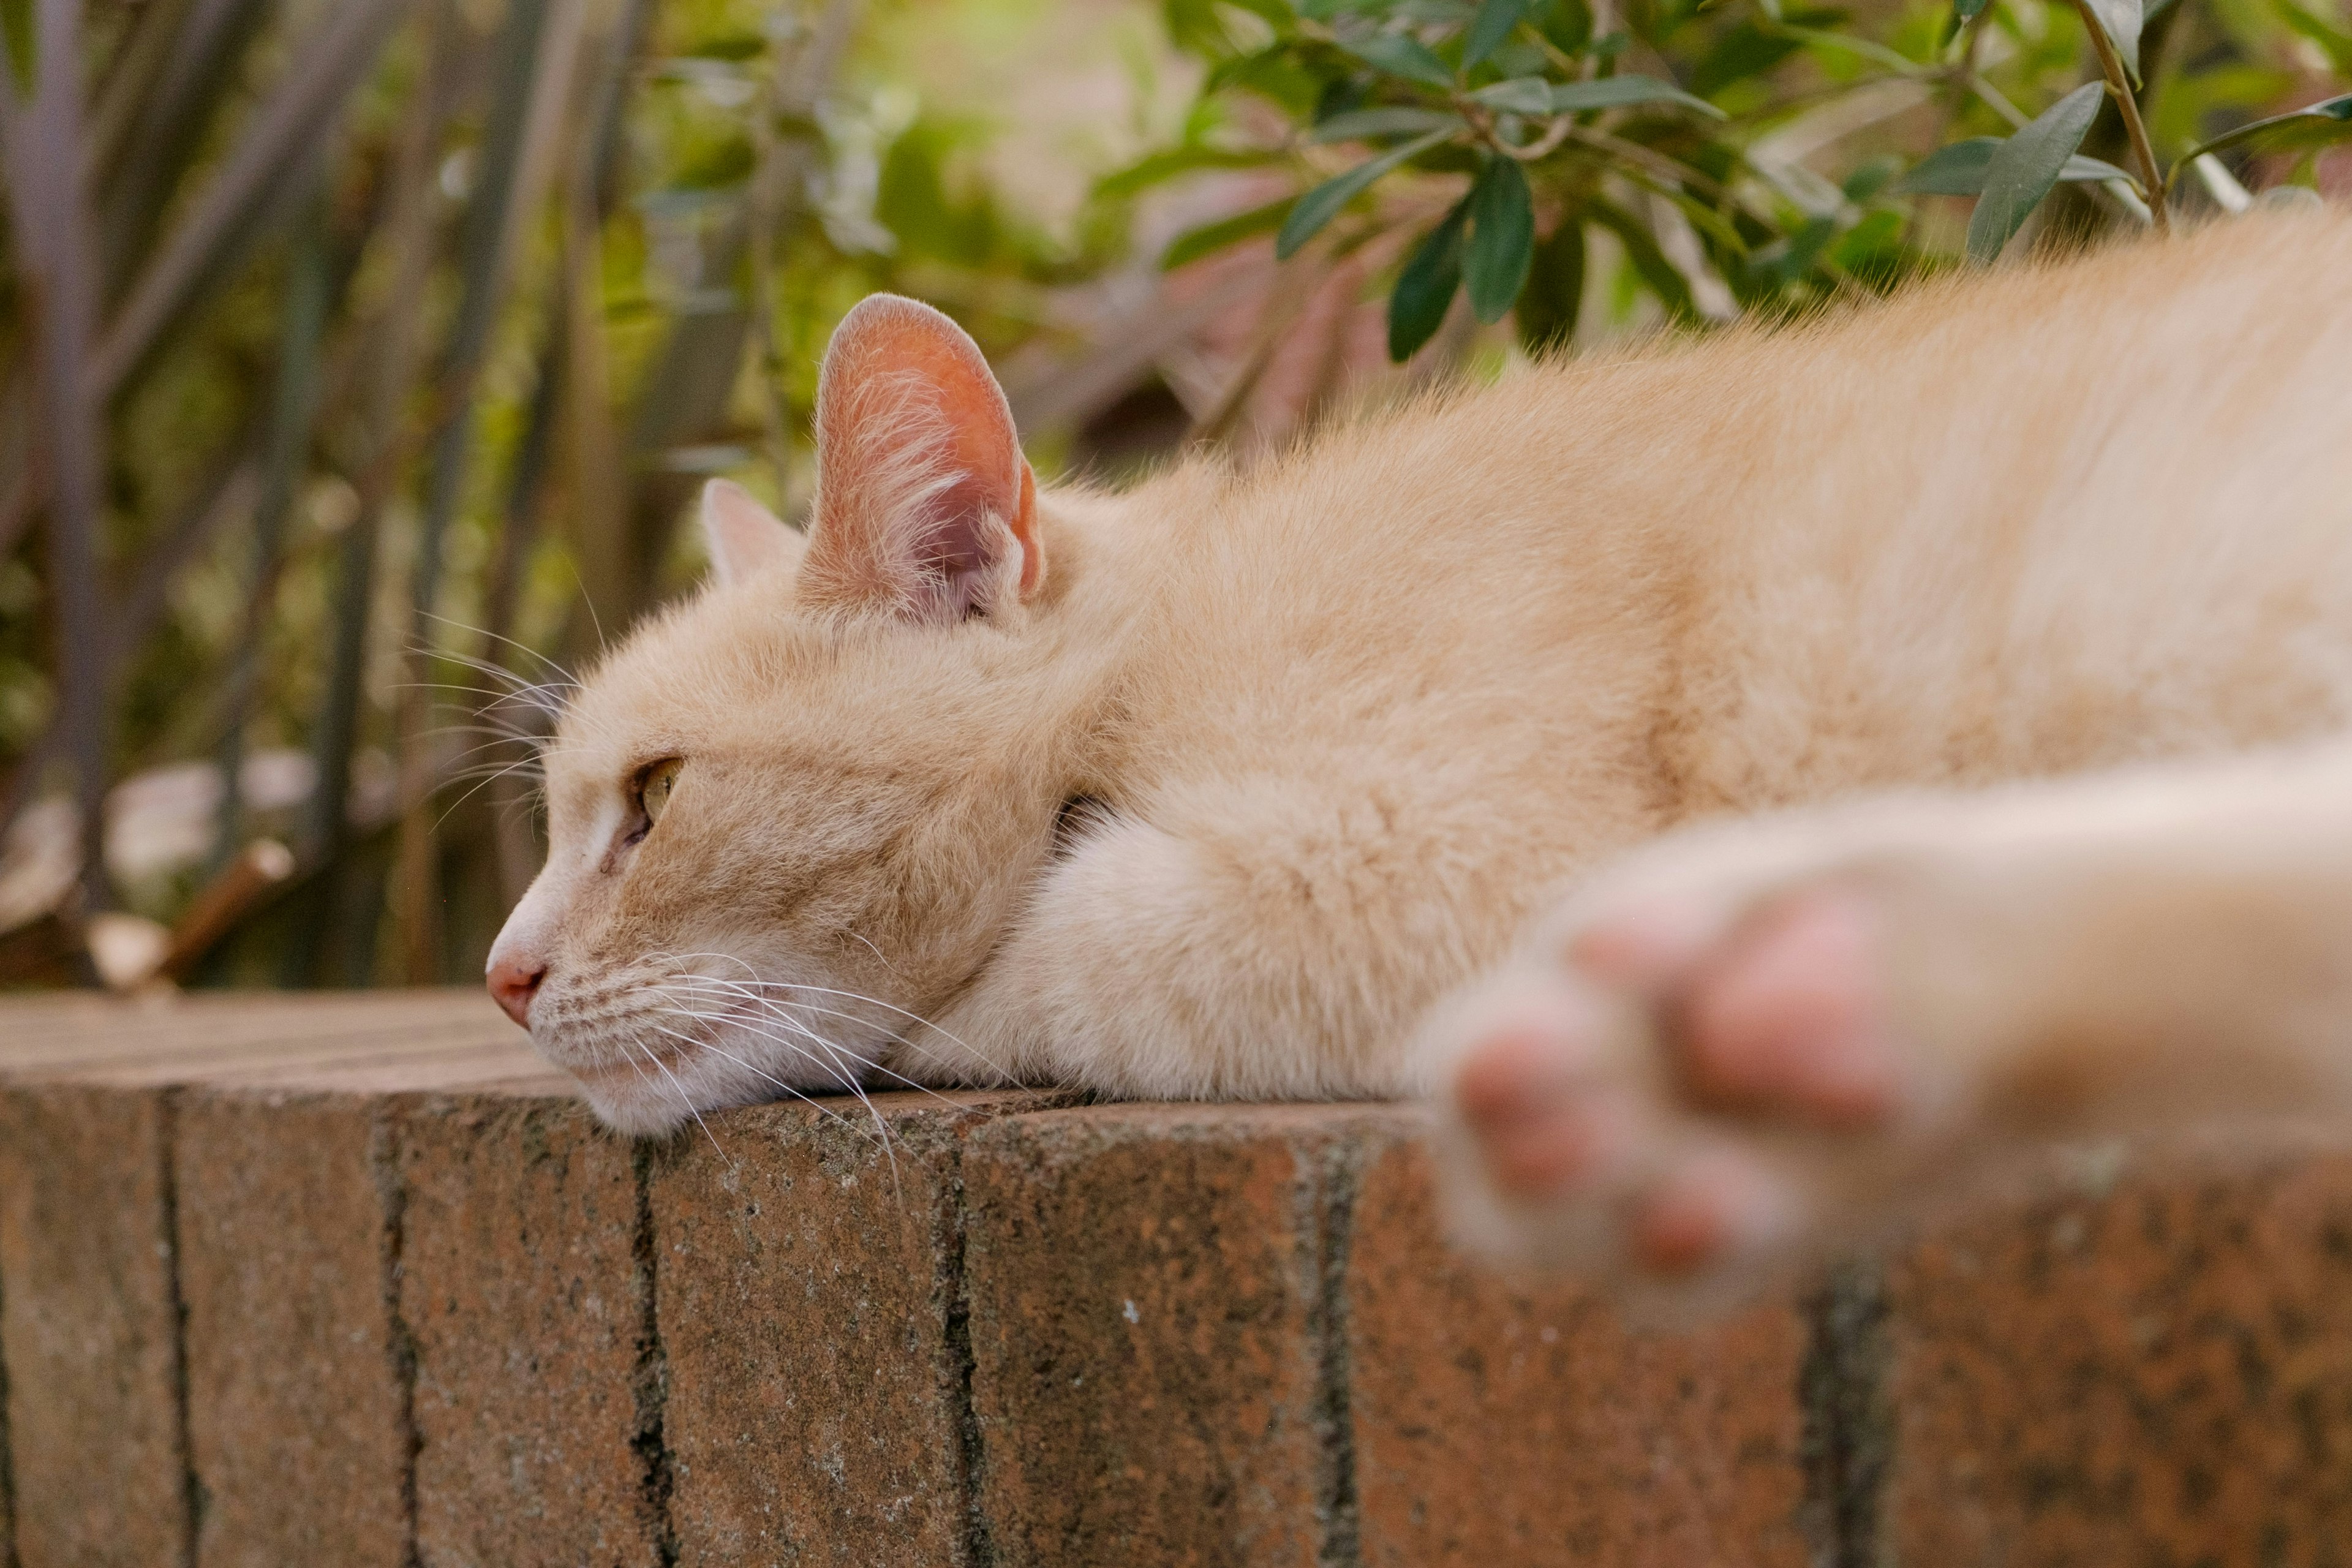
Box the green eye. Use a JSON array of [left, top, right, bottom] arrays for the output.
[[639, 758, 684, 827]]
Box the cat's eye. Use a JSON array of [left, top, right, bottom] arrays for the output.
[[638, 758, 684, 830]]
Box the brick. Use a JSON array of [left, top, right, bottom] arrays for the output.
[[173, 1090, 407, 1568], [1344, 1128, 1814, 1568], [0, 1084, 190, 1568], [647, 1091, 1028, 1566], [961, 1104, 1370, 1568], [397, 1094, 660, 1568], [1880, 1134, 2352, 1565]]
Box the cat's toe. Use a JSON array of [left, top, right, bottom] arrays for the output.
[[1452, 988, 1643, 1199], [1669, 883, 1903, 1129], [1436, 835, 1940, 1293], [1624, 1144, 1806, 1276]]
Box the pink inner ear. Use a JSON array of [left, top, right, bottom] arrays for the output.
[[807, 296, 1041, 619]]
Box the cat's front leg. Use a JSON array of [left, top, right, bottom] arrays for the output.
[[895, 778, 1513, 1099], [1427, 740, 2352, 1303]]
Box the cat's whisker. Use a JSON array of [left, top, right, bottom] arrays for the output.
[[655, 979, 907, 1156], [844, 929, 905, 980], [622, 1034, 730, 1167], [433, 756, 551, 830], [649, 952, 1006, 1079], [419, 610, 584, 689], [647, 1012, 889, 1156], [666, 976, 974, 1110], [658, 999, 866, 1104], [657, 981, 879, 1099], [414, 632, 579, 693]]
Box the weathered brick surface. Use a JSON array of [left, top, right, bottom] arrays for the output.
[[173, 1090, 409, 1568], [0, 1083, 189, 1568], [1345, 1129, 1814, 1567], [960, 1104, 1373, 1568], [1880, 1135, 2352, 1566], [397, 1095, 659, 1568], [24, 993, 2352, 1568], [647, 1092, 1033, 1566]]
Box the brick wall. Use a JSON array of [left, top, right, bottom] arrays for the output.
[[4, 993, 2352, 1566]]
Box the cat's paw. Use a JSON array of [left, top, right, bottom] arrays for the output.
[[1427, 808, 1985, 1305]]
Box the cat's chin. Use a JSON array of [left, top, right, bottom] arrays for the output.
[[559, 1031, 884, 1138], [554, 1057, 692, 1137]]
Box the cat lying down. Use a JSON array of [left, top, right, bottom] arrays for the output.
[[488, 205, 2352, 1301]]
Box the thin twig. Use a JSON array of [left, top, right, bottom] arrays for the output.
[[2070, 0, 2168, 231]]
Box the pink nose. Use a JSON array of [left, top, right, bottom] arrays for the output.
[[487, 956, 546, 1028]]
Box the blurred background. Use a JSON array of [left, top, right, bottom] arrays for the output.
[[0, 0, 2345, 993]]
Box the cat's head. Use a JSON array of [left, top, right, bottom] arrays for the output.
[[486, 296, 1090, 1134]]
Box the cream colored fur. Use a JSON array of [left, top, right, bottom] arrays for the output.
[[489, 208, 2352, 1140]]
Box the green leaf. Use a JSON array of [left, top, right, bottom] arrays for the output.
[[1461, 0, 1529, 67], [1952, 0, 1988, 19], [1098, 145, 1278, 197], [1306, 107, 1466, 141], [1514, 217, 1585, 354], [1464, 156, 1534, 321], [1966, 82, 2106, 263], [1338, 32, 1458, 88], [2179, 92, 2352, 164], [1841, 154, 1902, 205], [681, 31, 766, 61], [1389, 200, 1470, 359], [1544, 73, 1727, 117], [1470, 76, 1555, 114], [1277, 127, 1454, 257], [1223, 0, 1299, 30], [1587, 199, 1697, 321], [1894, 136, 2136, 195], [1163, 196, 1297, 268], [2083, 0, 2143, 83], [1538, 0, 1594, 54]]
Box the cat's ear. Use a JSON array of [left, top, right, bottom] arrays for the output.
[[698, 480, 805, 586], [802, 294, 1042, 622]]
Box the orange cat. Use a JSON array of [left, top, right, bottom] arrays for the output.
[[488, 209, 2352, 1286]]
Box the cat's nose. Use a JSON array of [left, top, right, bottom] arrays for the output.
[[487, 956, 546, 1028]]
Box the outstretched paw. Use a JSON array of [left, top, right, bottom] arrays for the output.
[[1431, 820, 1972, 1302]]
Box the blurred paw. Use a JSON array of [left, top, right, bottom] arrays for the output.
[[1426, 809, 1975, 1311]]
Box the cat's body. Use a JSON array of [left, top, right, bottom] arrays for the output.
[[488, 210, 2352, 1172]]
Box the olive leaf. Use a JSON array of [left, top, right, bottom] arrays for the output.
[[1390, 198, 1471, 359], [1469, 72, 1724, 117], [1471, 75, 1556, 114], [1306, 107, 1466, 142], [1278, 128, 1455, 257], [2177, 91, 2352, 164], [1461, 0, 1528, 68], [1163, 196, 1297, 268], [1895, 135, 2135, 196], [1543, 74, 1726, 117], [1966, 81, 2106, 263], [2082, 0, 2144, 84], [1464, 155, 1534, 322], [1338, 32, 1457, 89], [1514, 217, 1585, 355]]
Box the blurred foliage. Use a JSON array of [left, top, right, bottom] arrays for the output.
[[0, 0, 2343, 990], [1118, 0, 2350, 354]]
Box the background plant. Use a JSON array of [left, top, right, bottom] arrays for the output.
[[1121, 0, 2351, 356], [0, 0, 2344, 992]]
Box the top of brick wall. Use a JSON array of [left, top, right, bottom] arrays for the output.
[[7, 992, 2352, 1568], [0, 988, 564, 1095]]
